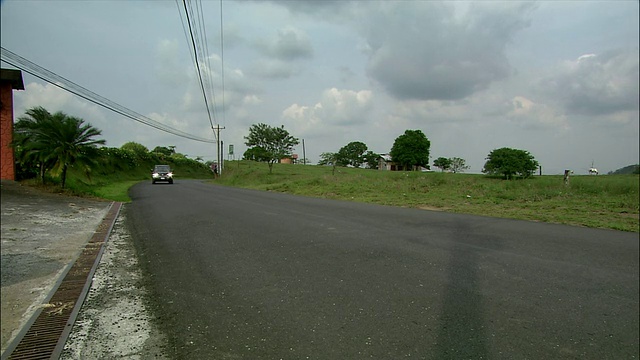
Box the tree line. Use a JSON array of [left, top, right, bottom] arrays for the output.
[[243, 124, 539, 179], [12, 106, 209, 188], [12, 107, 540, 188]]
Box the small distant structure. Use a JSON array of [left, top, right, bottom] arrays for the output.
[[377, 153, 429, 171], [280, 154, 299, 164]]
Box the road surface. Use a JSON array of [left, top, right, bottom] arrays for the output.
[[126, 179, 638, 359]]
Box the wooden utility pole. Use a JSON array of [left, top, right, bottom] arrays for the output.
[[213, 125, 225, 175]]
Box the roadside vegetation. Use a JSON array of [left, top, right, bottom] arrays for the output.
[[214, 161, 639, 232]]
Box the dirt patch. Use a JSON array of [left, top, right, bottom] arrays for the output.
[[418, 205, 449, 212]]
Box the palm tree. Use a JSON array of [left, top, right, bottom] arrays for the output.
[[14, 106, 106, 188], [15, 107, 57, 183]]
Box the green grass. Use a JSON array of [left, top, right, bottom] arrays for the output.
[[213, 161, 639, 232]]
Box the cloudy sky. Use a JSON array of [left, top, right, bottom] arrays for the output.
[[1, 0, 638, 174]]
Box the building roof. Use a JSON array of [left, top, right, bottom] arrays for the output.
[[0, 68, 25, 90]]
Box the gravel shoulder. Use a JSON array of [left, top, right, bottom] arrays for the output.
[[60, 207, 169, 359]]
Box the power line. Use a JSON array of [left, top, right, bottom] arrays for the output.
[[198, 0, 219, 125], [0, 47, 215, 143], [182, 0, 216, 133], [220, 0, 226, 128]]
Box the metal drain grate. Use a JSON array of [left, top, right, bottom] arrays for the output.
[[3, 202, 122, 360]]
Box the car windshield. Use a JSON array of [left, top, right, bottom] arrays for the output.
[[154, 165, 171, 172]]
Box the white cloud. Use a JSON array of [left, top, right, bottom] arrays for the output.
[[281, 88, 373, 138], [15, 82, 106, 127], [537, 48, 639, 117], [508, 96, 569, 131], [155, 39, 184, 85]]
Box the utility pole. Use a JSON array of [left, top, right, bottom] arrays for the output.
[[302, 139, 306, 165], [213, 125, 225, 175]]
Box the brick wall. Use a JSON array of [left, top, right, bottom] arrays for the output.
[[0, 82, 16, 180]]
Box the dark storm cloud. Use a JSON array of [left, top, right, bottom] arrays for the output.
[[537, 48, 639, 116], [272, 1, 536, 101], [362, 2, 536, 101], [255, 27, 313, 61]]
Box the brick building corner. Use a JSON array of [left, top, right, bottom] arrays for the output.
[[0, 69, 25, 181]]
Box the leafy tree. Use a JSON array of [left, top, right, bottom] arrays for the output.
[[14, 106, 105, 188], [363, 151, 381, 170], [296, 157, 310, 165], [450, 157, 470, 173], [152, 146, 174, 157], [318, 152, 337, 166], [482, 147, 539, 179], [318, 152, 339, 175], [390, 130, 431, 171], [121, 142, 149, 158], [243, 146, 271, 162], [337, 141, 368, 167], [433, 157, 452, 172], [244, 123, 299, 173]]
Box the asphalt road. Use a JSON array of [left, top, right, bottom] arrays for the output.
[[126, 179, 638, 359]]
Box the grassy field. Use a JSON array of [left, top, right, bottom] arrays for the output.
[[213, 161, 639, 232]]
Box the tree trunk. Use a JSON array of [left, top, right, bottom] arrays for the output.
[[39, 163, 46, 184], [61, 164, 68, 189]]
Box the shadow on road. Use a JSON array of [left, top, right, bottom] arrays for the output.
[[435, 233, 490, 359]]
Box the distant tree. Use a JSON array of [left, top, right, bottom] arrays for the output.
[[390, 130, 431, 171], [244, 123, 299, 173], [337, 141, 368, 167], [433, 157, 452, 172], [121, 142, 149, 160], [450, 157, 470, 173], [296, 157, 310, 165], [14, 106, 105, 188], [363, 151, 381, 170], [318, 152, 339, 175], [483, 147, 538, 179], [152, 146, 174, 158], [243, 146, 271, 162], [318, 152, 337, 166]]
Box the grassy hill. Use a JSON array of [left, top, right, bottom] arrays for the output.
[[213, 161, 639, 232], [609, 164, 640, 175]]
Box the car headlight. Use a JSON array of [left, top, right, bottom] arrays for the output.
[[167, 172, 173, 177], [152, 173, 159, 178]]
